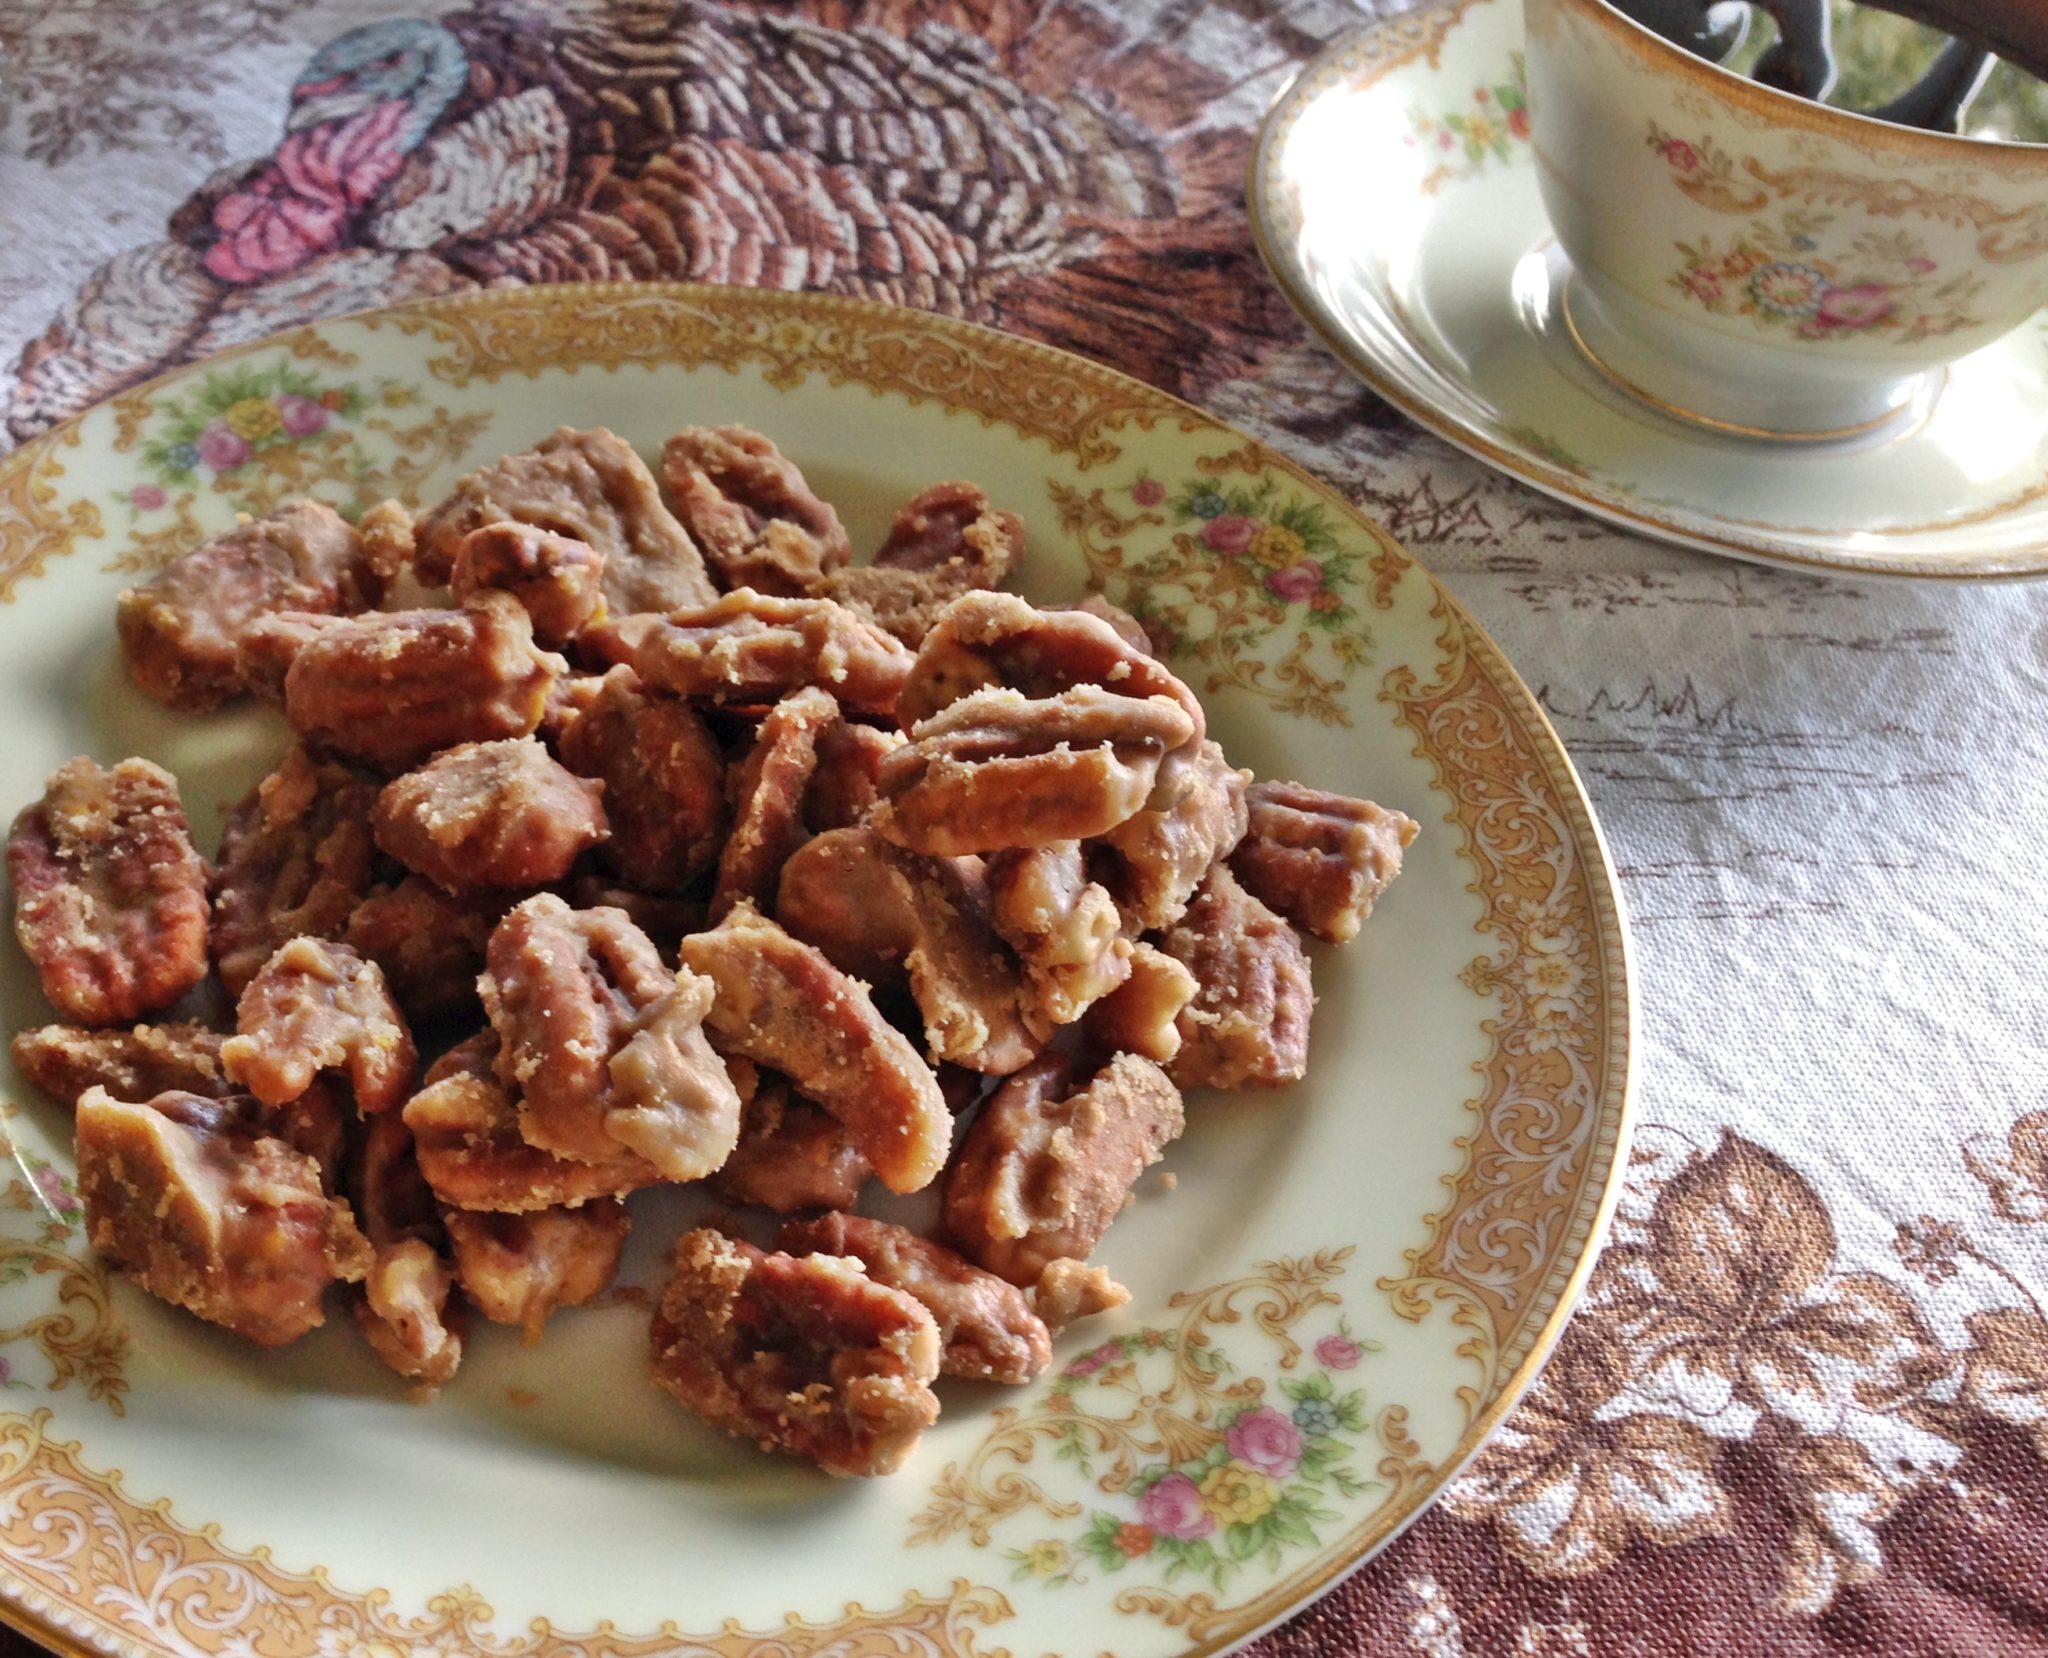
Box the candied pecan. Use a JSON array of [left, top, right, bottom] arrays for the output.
[[372, 738, 607, 892], [649, 1228, 940, 1478], [481, 895, 739, 1178], [450, 522, 607, 647], [284, 592, 561, 773], [414, 426, 715, 614], [660, 425, 851, 596], [556, 666, 726, 891], [781, 1212, 1050, 1384], [820, 482, 1023, 646], [804, 719, 902, 831], [986, 843, 1131, 1032], [343, 877, 500, 1026], [1066, 595, 1155, 655], [115, 501, 387, 711], [403, 1032, 663, 1211], [1161, 867, 1315, 1090], [872, 685, 1195, 856], [221, 938, 417, 1114], [777, 826, 1038, 1075], [1230, 780, 1418, 944], [943, 1051, 1185, 1287], [356, 1237, 463, 1389], [1032, 1258, 1131, 1333], [710, 686, 836, 922], [211, 746, 381, 998], [445, 1201, 629, 1343], [9, 757, 209, 1026], [679, 903, 951, 1193], [895, 594, 1205, 804], [346, 1113, 462, 1389], [76, 1088, 371, 1346], [12, 1021, 229, 1108], [235, 611, 340, 705], [1092, 740, 1250, 933], [537, 670, 606, 749], [358, 500, 416, 585], [587, 589, 911, 717], [1082, 942, 1196, 1065], [711, 1067, 870, 1213]]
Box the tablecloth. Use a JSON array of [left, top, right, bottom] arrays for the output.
[[2, 0, 2045, 1652]]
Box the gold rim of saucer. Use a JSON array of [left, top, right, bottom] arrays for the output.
[[1556, 272, 1946, 444]]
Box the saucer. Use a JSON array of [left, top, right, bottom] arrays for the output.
[[1249, 0, 2048, 581]]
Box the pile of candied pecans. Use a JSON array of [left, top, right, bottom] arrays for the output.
[[6, 424, 1416, 1477]]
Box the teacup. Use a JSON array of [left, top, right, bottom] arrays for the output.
[[1523, 0, 2048, 439]]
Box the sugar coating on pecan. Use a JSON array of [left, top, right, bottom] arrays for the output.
[[1032, 1257, 1132, 1333], [356, 1237, 464, 1390], [986, 843, 1132, 1033], [450, 522, 608, 648], [271, 1079, 350, 1196], [660, 425, 852, 596], [536, 670, 607, 749], [346, 1113, 462, 1389], [11, 1020, 228, 1109], [895, 594, 1204, 801], [556, 666, 728, 891], [372, 738, 607, 893], [943, 1051, 1185, 1287], [562, 875, 706, 961], [781, 1211, 1050, 1384], [342, 876, 501, 1027], [1230, 780, 1418, 944], [709, 685, 837, 923], [480, 894, 739, 1179], [679, 902, 951, 1193], [804, 718, 902, 832], [1092, 740, 1250, 933], [222, 937, 418, 1115], [778, 825, 1039, 1075], [284, 592, 562, 773], [76, 1088, 371, 1346], [711, 1065, 871, 1213], [589, 589, 912, 717], [446, 1200, 630, 1344], [357, 500, 416, 585], [403, 1031, 664, 1212], [1082, 942, 1196, 1065], [649, 1227, 941, 1478], [235, 611, 341, 706], [871, 685, 1195, 856], [821, 482, 1024, 646], [9, 757, 210, 1027], [116, 501, 387, 711], [1161, 867, 1315, 1090], [211, 747, 381, 998], [414, 425, 715, 614]]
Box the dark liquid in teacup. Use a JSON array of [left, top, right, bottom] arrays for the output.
[[1612, 0, 2048, 140]]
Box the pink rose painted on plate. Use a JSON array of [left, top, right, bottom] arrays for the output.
[[1812, 283, 1895, 331], [1265, 560, 1324, 603], [1201, 514, 1260, 556], [195, 422, 251, 472], [277, 394, 330, 436], [1136, 1472, 1216, 1540], [1316, 1332, 1363, 1370], [1224, 1405, 1303, 1479]]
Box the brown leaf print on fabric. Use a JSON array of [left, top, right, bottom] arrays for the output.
[[1609, 1133, 1945, 1421], [1964, 1106, 2048, 1225], [1776, 1431, 1903, 1615], [1960, 1306, 2048, 1462], [1443, 1332, 1734, 1576]]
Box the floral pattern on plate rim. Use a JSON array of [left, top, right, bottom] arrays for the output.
[[1405, 53, 1530, 193]]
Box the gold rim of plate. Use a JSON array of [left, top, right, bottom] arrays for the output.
[[0, 282, 1636, 1658]]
